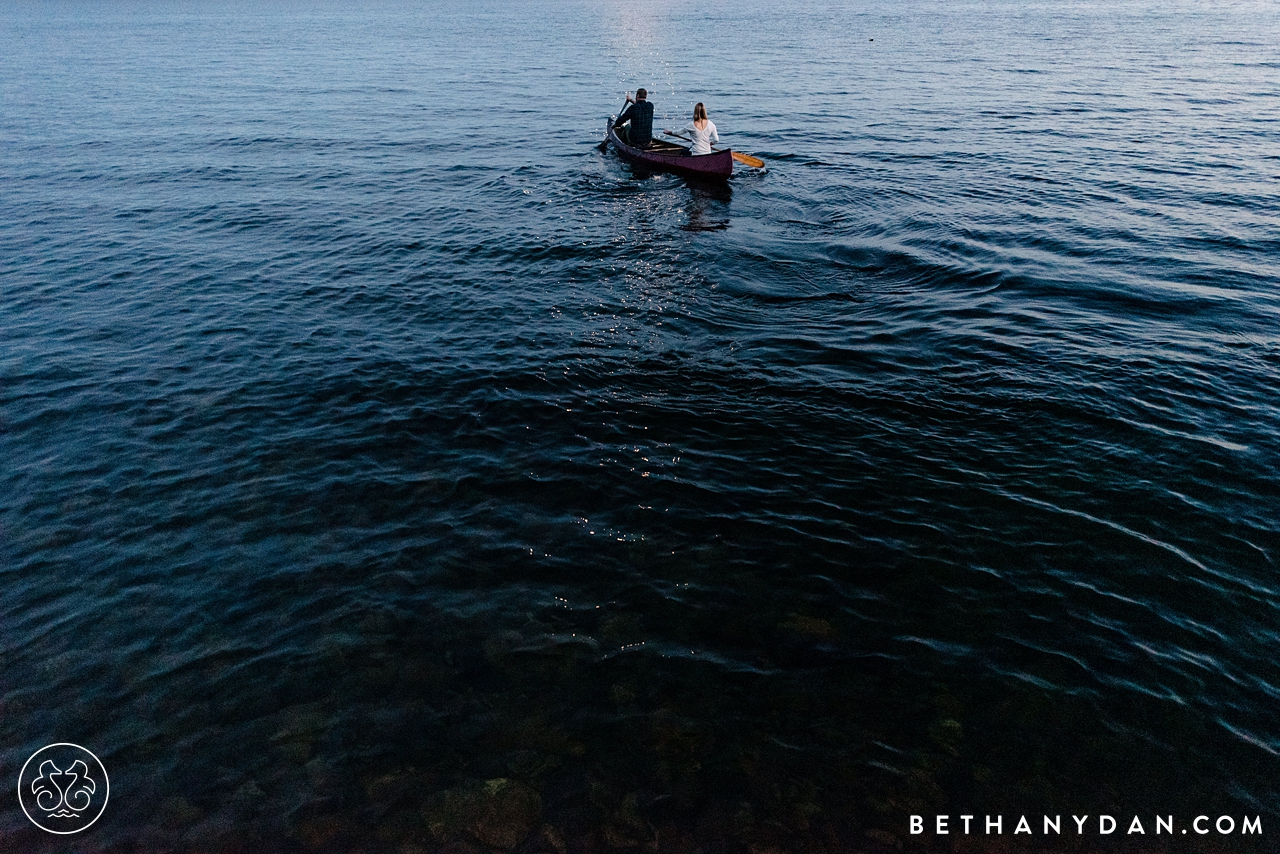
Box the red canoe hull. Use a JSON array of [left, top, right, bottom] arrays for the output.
[[606, 118, 733, 180]]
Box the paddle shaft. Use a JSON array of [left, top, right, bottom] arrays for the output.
[[663, 131, 764, 168]]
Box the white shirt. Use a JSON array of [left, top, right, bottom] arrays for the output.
[[681, 120, 719, 155]]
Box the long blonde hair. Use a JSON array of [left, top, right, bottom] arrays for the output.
[[693, 102, 707, 121]]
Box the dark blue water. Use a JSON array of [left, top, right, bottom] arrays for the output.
[[3, 0, 1279, 850]]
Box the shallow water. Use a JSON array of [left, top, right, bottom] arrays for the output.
[[2, 0, 1279, 850]]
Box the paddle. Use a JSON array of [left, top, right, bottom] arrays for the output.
[[602, 93, 636, 150], [664, 130, 765, 168], [599, 97, 624, 151]]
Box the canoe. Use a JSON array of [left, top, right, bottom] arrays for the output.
[[606, 117, 733, 180]]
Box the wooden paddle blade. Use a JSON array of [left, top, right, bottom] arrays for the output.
[[731, 151, 764, 168]]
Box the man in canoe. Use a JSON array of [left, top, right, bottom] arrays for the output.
[[615, 89, 654, 148]]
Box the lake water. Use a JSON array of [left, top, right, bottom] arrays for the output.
[[2, 0, 1278, 850]]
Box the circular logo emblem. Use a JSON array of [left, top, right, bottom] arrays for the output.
[[17, 743, 109, 834]]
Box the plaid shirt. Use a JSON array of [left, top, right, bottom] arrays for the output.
[[617, 100, 654, 147]]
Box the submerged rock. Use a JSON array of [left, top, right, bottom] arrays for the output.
[[227, 780, 266, 820], [155, 795, 203, 828], [778, 614, 834, 638], [425, 778, 542, 851]]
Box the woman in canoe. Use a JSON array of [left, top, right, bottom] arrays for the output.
[[679, 103, 718, 155]]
